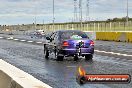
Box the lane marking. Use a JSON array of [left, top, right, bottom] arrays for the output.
[[7, 38, 11, 40], [6, 37, 14, 40], [14, 39, 19, 41], [67, 66, 77, 68], [27, 41, 33, 43], [20, 40, 26, 42], [36, 42, 42, 44], [128, 60, 132, 62], [67, 65, 89, 68], [0, 37, 3, 39], [95, 50, 132, 57]]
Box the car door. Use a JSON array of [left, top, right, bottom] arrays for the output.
[[53, 32, 59, 47], [51, 32, 61, 54], [48, 32, 56, 53]]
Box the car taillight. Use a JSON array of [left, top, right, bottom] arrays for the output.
[[90, 41, 94, 46], [62, 41, 69, 47]]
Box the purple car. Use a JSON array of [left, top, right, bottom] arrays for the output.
[[44, 30, 94, 61]]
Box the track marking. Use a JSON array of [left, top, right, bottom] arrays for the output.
[[14, 39, 19, 41], [20, 40, 26, 42], [7, 38, 11, 40], [36, 42, 42, 44], [7, 37, 14, 40], [95, 50, 132, 57], [0, 37, 3, 39], [67, 66, 77, 68], [27, 41, 33, 43], [128, 60, 132, 62]]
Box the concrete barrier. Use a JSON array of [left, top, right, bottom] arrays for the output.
[[96, 32, 132, 43], [0, 59, 52, 88], [126, 32, 132, 42]]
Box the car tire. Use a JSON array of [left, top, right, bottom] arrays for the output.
[[56, 55, 64, 61], [85, 54, 93, 61], [45, 50, 49, 59], [74, 55, 79, 61]]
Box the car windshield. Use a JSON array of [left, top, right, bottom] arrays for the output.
[[61, 31, 88, 39]]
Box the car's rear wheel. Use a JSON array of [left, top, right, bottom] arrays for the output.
[[56, 55, 64, 61], [85, 54, 93, 60], [74, 55, 79, 61]]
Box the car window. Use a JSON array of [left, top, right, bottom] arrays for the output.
[[61, 31, 88, 39], [50, 32, 56, 40], [54, 32, 58, 40], [45, 32, 52, 37]]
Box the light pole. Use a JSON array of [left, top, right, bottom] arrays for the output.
[[43, 19, 44, 30], [74, 0, 78, 22], [79, 0, 82, 30], [86, 0, 89, 21], [53, 0, 55, 31], [126, 0, 129, 26], [35, 16, 36, 30], [33, 0, 37, 30]]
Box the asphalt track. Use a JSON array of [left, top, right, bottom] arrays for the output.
[[0, 34, 132, 88]]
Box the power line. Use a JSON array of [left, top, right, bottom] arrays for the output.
[[53, 0, 55, 31]]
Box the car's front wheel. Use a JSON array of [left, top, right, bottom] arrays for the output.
[[45, 50, 49, 59], [85, 54, 93, 60]]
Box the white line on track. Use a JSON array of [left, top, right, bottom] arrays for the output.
[[128, 60, 132, 62], [20, 40, 26, 42], [14, 39, 19, 41], [7, 37, 14, 40], [67, 66, 77, 68], [7, 38, 11, 40], [36, 42, 42, 44], [27, 41, 33, 43], [95, 50, 132, 57], [0, 37, 3, 39]]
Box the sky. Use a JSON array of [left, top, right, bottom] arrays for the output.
[[0, 0, 132, 25]]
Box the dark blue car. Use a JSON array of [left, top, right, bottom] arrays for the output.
[[44, 30, 94, 61]]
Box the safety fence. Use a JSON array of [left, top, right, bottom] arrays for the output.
[[96, 32, 132, 43], [1, 21, 132, 32]]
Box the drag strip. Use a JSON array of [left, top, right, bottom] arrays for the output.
[[0, 36, 132, 59], [0, 38, 132, 88]]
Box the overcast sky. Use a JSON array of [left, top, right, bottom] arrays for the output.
[[0, 0, 132, 25]]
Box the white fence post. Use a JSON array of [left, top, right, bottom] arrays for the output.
[[98, 23, 100, 31], [110, 22, 111, 30], [94, 23, 96, 31]]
